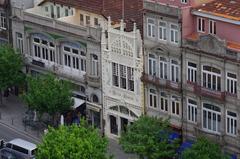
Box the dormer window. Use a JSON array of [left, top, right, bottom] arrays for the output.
[[209, 20, 216, 35], [197, 17, 205, 33]]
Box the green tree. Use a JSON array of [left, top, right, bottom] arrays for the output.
[[0, 44, 24, 104], [37, 123, 111, 159], [182, 137, 230, 159], [22, 74, 73, 124], [119, 116, 179, 159]]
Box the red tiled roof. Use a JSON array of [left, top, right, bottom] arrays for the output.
[[195, 0, 240, 21], [41, 0, 143, 32]]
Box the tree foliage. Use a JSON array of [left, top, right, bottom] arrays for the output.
[[0, 44, 24, 93], [22, 74, 73, 117], [182, 137, 230, 159], [119, 116, 179, 159], [36, 123, 110, 159]]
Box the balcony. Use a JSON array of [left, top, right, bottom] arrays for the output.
[[86, 75, 101, 88], [193, 84, 225, 101], [141, 73, 181, 92]]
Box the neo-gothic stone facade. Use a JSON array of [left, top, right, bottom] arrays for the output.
[[102, 18, 144, 138]]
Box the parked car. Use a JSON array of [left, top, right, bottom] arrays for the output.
[[0, 147, 26, 159], [5, 139, 37, 159]]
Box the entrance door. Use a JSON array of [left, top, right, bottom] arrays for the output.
[[110, 115, 118, 135], [120, 117, 128, 133]]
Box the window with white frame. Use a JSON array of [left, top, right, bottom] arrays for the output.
[[120, 64, 127, 89], [127, 67, 134, 91], [158, 21, 167, 41], [91, 54, 98, 76], [171, 96, 180, 116], [170, 24, 179, 44], [226, 110, 237, 136], [202, 103, 221, 133], [86, 15, 90, 25], [197, 17, 205, 32], [65, 8, 69, 16], [32, 36, 55, 62], [63, 45, 86, 71], [147, 18, 155, 38], [187, 98, 197, 123], [226, 72, 237, 95], [209, 20, 216, 34], [16, 32, 23, 54], [56, 6, 60, 18], [149, 54, 156, 76], [187, 62, 197, 83], [171, 60, 180, 82], [159, 57, 168, 79], [0, 12, 6, 30], [160, 92, 168, 112], [112, 63, 134, 92], [202, 66, 221, 91], [149, 89, 157, 108], [112, 62, 119, 87]]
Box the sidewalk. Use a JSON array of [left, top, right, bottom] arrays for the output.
[[0, 95, 138, 159]]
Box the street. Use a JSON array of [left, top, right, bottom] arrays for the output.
[[0, 122, 40, 144]]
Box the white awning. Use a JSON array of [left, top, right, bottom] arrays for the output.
[[72, 97, 85, 109]]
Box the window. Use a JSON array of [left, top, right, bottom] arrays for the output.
[[181, 0, 187, 3], [160, 92, 168, 112], [112, 62, 119, 87], [202, 103, 221, 133], [63, 45, 86, 71], [171, 60, 180, 82], [226, 110, 237, 136], [65, 8, 69, 16], [0, 12, 6, 30], [92, 94, 99, 103], [94, 18, 99, 26], [80, 14, 84, 25], [149, 89, 157, 108], [147, 18, 155, 38], [187, 98, 197, 123], [202, 66, 221, 91], [226, 72, 237, 95], [209, 20, 216, 34], [50, 5, 54, 18], [127, 67, 134, 91], [171, 96, 180, 116], [120, 65, 127, 89], [91, 54, 98, 76], [187, 62, 197, 83], [45, 6, 48, 12], [170, 24, 179, 44], [86, 15, 90, 25], [197, 17, 205, 32], [112, 62, 134, 92], [149, 54, 156, 76], [159, 57, 168, 79], [159, 21, 167, 41], [32, 36, 55, 62], [16, 32, 23, 54], [57, 6, 60, 18]]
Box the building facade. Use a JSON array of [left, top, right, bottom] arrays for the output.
[[102, 18, 144, 138], [0, 0, 11, 44], [11, 0, 103, 130], [143, 0, 240, 156], [182, 0, 240, 156]]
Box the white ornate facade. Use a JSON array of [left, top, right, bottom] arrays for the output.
[[101, 18, 144, 138]]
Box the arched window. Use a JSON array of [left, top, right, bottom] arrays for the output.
[[202, 103, 221, 133], [62, 42, 86, 72], [92, 94, 99, 103], [32, 33, 55, 62], [202, 66, 221, 91]]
